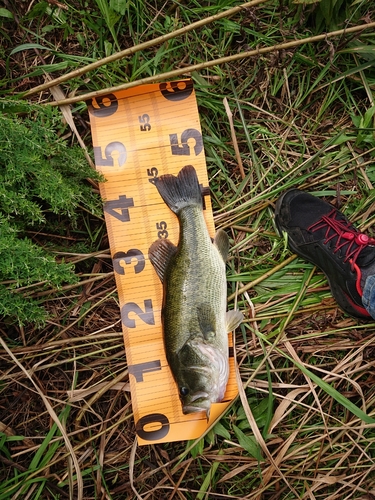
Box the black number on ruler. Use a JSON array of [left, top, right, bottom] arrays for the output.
[[147, 167, 158, 185], [136, 414, 170, 441], [121, 299, 155, 328], [139, 114, 151, 131], [200, 184, 210, 211], [156, 221, 168, 239], [104, 195, 134, 222], [113, 249, 145, 275], [88, 94, 118, 117], [159, 80, 193, 101], [169, 129, 203, 156], [94, 142, 127, 167], [129, 360, 161, 382]]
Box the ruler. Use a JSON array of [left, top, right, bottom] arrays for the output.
[[87, 80, 237, 445]]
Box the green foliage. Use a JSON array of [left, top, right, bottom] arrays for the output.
[[351, 105, 375, 147], [94, 0, 122, 52], [0, 405, 72, 498], [0, 100, 101, 325], [312, 0, 351, 31], [290, 0, 367, 32]]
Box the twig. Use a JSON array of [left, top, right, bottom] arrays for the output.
[[74, 369, 129, 427], [233, 295, 299, 499], [130, 438, 143, 500], [223, 97, 245, 179], [23, 0, 268, 98], [42, 22, 375, 107]]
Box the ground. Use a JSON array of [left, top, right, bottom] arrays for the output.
[[1, 0, 375, 499]]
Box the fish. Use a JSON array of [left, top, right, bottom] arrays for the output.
[[148, 164, 243, 419]]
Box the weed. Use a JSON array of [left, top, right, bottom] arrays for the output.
[[0, 101, 101, 324]]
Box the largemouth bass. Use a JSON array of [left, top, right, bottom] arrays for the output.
[[149, 165, 243, 419]]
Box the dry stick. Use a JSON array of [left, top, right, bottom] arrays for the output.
[[129, 438, 143, 500], [23, 0, 267, 98], [49, 275, 115, 298], [49, 84, 96, 168], [236, 296, 299, 490], [68, 381, 130, 403], [44, 22, 375, 107], [75, 369, 129, 428], [8, 331, 122, 354], [233, 310, 299, 499], [223, 97, 245, 179]]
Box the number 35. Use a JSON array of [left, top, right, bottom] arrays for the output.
[[156, 221, 168, 238]]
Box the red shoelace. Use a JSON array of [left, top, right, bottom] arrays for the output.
[[308, 209, 375, 272]]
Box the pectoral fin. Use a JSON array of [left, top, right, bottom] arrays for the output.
[[226, 310, 243, 332], [148, 239, 177, 283], [197, 304, 217, 341], [214, 229, 230, 262]]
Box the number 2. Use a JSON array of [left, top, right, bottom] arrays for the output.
[[121, 299, 155, 328]]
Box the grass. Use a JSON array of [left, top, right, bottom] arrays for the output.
[[2, 0, 375, 498]]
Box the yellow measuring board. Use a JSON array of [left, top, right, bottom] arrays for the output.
[[87, 80, 237, 445]]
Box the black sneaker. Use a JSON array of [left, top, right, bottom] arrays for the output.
[[275, 189, 375, 319]]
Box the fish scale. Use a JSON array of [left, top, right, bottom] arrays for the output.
[[164, 205, 227, 355]]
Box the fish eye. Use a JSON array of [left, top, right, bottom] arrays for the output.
[[180, 387, 189, 396]]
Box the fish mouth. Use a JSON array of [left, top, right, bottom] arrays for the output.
[[182, 392, 211, 420], [189, 391, 209, 403], [183, 404, 211, 421], [183, 405, 207, 414]]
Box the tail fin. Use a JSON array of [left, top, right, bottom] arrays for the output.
[[152, 165, 203, 214]]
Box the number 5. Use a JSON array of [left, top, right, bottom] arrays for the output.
[[139, 114, 151, 131]]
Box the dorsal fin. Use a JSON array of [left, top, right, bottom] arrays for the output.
[[214, 229, 230, 262]]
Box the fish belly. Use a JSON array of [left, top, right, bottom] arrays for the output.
[[162, 206, 228, 359]]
